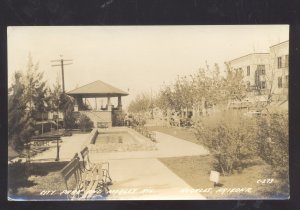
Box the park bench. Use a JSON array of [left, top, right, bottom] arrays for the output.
[[19, 135, 62, 162], [59, 154, 109, 200], [30, 135, 61, 150], [80, 146, 112, 185], [97, 122, 109, 128]]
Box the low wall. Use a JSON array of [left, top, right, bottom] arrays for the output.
[[89, 128, 99, 144]]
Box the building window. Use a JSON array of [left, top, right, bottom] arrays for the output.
[[247, 66, 250, 76], [278, 77, 283, 88], [247, 81, 250, 90], [278, 57, 282, 68], [261, 81, 266, 89], [257, 65, 265, 75], [285, 55, 289, 67], [257, 65, 266, 75], [285, 75, 288, 88]]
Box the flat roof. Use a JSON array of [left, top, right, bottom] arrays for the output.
[[226, 53, 269, 63]]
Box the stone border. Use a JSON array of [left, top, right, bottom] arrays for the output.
[[89, 128, 99, 144]]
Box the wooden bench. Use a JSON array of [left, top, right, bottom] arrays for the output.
[[80, 147, 112, 185], [59, 154, 109, 200], [31, 135, 61, 146], [19, 135, 62, 162], [97, 122, 110, 128]]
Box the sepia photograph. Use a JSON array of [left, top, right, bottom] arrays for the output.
[[7, 25, 289, 201]]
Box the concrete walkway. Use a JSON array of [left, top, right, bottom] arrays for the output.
[[28, 133, 90, 162], [16, 130, 208, 199], [90, 131, 208, 200], [105, 158, 206, 200]]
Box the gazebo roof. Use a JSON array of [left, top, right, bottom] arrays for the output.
[[67, 80, 129, 98]]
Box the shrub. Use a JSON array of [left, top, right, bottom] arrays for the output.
[[256, 112, 288, 178], [78, 114, 94, 132], [194, 110, 259, 176], [113, 111, 125, 126], [131, 114, 147, 127]]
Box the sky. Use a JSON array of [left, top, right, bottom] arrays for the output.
[[7, 25, 289, 108]]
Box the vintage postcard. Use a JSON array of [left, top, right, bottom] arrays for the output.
[[7, 25, 289, 200]]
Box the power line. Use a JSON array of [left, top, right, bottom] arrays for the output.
[[51, 56, 73, 93]]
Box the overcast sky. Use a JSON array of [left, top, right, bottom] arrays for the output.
[[7, 25, 289, 108]]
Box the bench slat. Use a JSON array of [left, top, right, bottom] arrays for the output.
[[60, 159, 79, 181]]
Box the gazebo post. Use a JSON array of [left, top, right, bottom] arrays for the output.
[[95, 97, 97, 110], [118, 96, 122, 110], [107, 96, 112, 111]]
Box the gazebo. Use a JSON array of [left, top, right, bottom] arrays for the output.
[[67, 80, 129, 127]]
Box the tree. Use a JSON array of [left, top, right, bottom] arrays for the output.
[[21, 55, 51, 135], [59, 93, 76, 130], [128, 93, 153, 114], [156, 85, 174, 114], [22, 55, 49, 118], [8, 72, 35, 151], [223, 62, 247, 101], [49, 76, 76, 130]]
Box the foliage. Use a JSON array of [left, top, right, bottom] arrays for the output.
[[194, 110, 288, 178], [22, 55, 50, 117], [194, 111, 259, 175], [128, 93, 154, 114], [59, 93, 76, 130], [78, 114, 94, 132], [8, 54, 50, 150], [223, 63, 247, 101], [8, 72, 35, 151], [113, 111, 126, 126], [131, 114, 147, 127], [256, 113, 289, 177], [155, 62, 246, 117]]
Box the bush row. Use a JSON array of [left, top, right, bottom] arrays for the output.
[[193, 110, 288, 178]]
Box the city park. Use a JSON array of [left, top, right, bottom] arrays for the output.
[[8, 56, 288, 200]]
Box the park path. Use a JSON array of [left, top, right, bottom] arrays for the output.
[[27, 130, 208, 199], [29, 133, 90, 162], [90, 131, 209, 200], [105, 158, 206, 200]]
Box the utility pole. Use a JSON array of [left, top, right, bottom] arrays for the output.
[[51, 56, 73, 93]]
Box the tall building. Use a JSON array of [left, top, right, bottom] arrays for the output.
[[269, 41, 289, 100], [226, 41, 289, 101]]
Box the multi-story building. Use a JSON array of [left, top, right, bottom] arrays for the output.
[[226, 41, 289, 102], [226, 53, 270, 95], [269, 41, 289, 100]]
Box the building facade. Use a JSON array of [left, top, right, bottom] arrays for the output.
[[226, 41, 289, 101], [269, 41, 289, 100], [226, 53, 270, 95]]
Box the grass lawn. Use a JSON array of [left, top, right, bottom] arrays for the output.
[[149, 125, 289, 199], [159, 155, 288, 199], [147, 126, 200, 145], [8, 161, 76, 200]]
